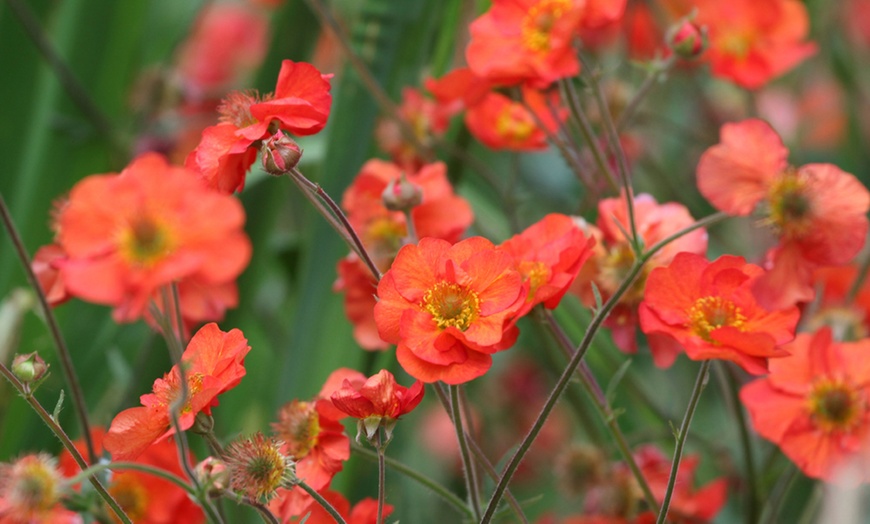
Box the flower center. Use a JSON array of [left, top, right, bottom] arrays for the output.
[[218, 90, 269, 129], [687, 296, 746, 342], [109, 475, 149, 523], [521, 0, 570, 52], [152, 372, 205, 414], [119, 217, 174, 267], [495, 105, 536, 143], [423, 281, 480, 331], [808, 379, 862, 433], [13, 458, 58, 512], [765, 169, 812, 238], [273, 401, 321, 459], [519, 260, 551, 300], [717, 31, 753, 60]]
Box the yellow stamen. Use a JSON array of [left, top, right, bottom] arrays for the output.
[[687, 296, 746, 343], [423, 281, 480, 331]]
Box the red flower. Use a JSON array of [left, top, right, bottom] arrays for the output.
[[185, 60, 332, 193], [60, 429, 204, 524], [639, 252, 799, 373], [32, 244, 70, 307], [465, 88, 561, 151], [330, 369, 424, 438], [693, 0, 816, 89], [500, 213, 595, 318], [103, 323, 250, 460], [375, 88, 452, 171], [571, 193, 708, 352], [740, 328, 870, 483], [374, 237, 525, 384], [0, 454, 81, 524], [57, 154, 250, 322], [273, 489, 392, 524], [466, 0, 586, 88], [697, 119, 870, 308]]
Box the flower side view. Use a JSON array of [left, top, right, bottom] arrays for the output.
[[330, 369, 424, 441], [638, 252, 799, 373], [375, 236, 525, 384], [740, 327, 870, 484], [103, 323, 250, 461]]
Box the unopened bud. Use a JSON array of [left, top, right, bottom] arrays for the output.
[[382, 175, 423, 212], [194, 457, 229, 494], [667, 19, 706, 59], [261, 132, 302, 175], [12, 352, 48, 383]]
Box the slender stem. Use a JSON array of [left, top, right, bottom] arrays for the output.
[[0, 362, 131, 524], [465, 436, 529, 524], [616, 55, 677, 132], [219, 490, 279, 524], [538, 309, 660, 513], [715, 362, 758, 524], [376, 428, 386, 524], [646, 212, 728, 257], [298, 480, 348, 524], [449, 384, 483, 520], [171, 282, 187, 345], [66, 461, 194, 495], [0, 193, 97, 464], [350, 442, 472, 518], [759, 463, 799, 524], [289, 168, 382, 281], [655, 360, 711, 524]]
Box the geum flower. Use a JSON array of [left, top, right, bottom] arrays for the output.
[[185, 60, 332, 193], [696, 119, 870, 309], [56, 153, 251, 322], [638, 252, 799, 373], [103, 323, 250, 461], [740, 328, 870, 483], [499, 213, 595, 319], [375, 237, 525, 384], [0, 454, 82, 524], [330, 369, 424, 441]]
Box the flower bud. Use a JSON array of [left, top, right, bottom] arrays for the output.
[[194, 457, 229, 494], [667, 19, 706, 59], [261, 132, 302, 175], [11, 352, 48, 384], [381, 175, 423, 212]]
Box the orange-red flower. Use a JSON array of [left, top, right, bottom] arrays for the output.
[[465, 88, 561, 151], [185, 60, 332, 193], [571, 193, 707, 352], [697, 119, 870, 309], [374, 237, 525, 384], [59, 429, 204, 524], [0, 454, 81, 524], [500, 213, 595, 318], [639, 252, 799, 373], [32, 244, 70, 307], [330, 369, 424, 439], [103, 323, 250, 461], [466, 0, 586, 88], [692, 0, 816, 89], [273, 489, 392, 524], [740, 328, 870, 483], [56, 153, 250, 322]]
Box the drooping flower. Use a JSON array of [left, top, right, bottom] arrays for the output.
[[59, 429, 204, 524], [57, 153, 251, 322], [500, 213, 595, 319], [330, 369, 424, 441], [185, 60, 332, 193], [571, 193, 708, 352], [103, 323, 250, 461], [31, 244, 70, 307], [696, 119, 870, 308], [740, 328, 870, 483], [335, 160, 473, 350], [224, 433, 294, 502], [693, 0, 816, 89], [0, 454, 81, 524], [466, 0, 587, 88], [374, 237, 525, 384], [638, 252, 799, 373]]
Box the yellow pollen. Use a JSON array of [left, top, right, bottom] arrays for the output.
[[273, 401, 321, 459], [764, 169, 813, 238], [808, 379, 862, 433], [109, 475, 149, 523], [495, 106, 535, 143], [519, 260, 551, 299], [423, 281, 480, 331], [521, 0, 570, 52], [717, 31, 753, 60], [119, 216, 174, 267], [687, 296, 746, 343]]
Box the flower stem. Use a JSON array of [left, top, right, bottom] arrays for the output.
[[449, 383, 483, 520], [0, 192, 97, 464], [298, 480, 348, 524], [0, 361, 131, 524], [350, 442, 473, 518], [655, 359, 711, 524], [376, 428, 386, 524], [616, 55, 677, 132]]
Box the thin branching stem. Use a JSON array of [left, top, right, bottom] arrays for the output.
[[715, 362, 758, 524], [0, 193, 97, 464], [449, 384, 483, 520], [616, 55, 677, 132], [298, 480, 348, 524]]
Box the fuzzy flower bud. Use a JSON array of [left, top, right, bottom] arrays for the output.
[[261, 132, 302, 175], [11, 352, 48, 384], [0, 453, 72, 522], [224, 433, 295, 502], [194, 456, 229, 494], [381, 175, 423, 212], [667, 19, 707, 60]]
